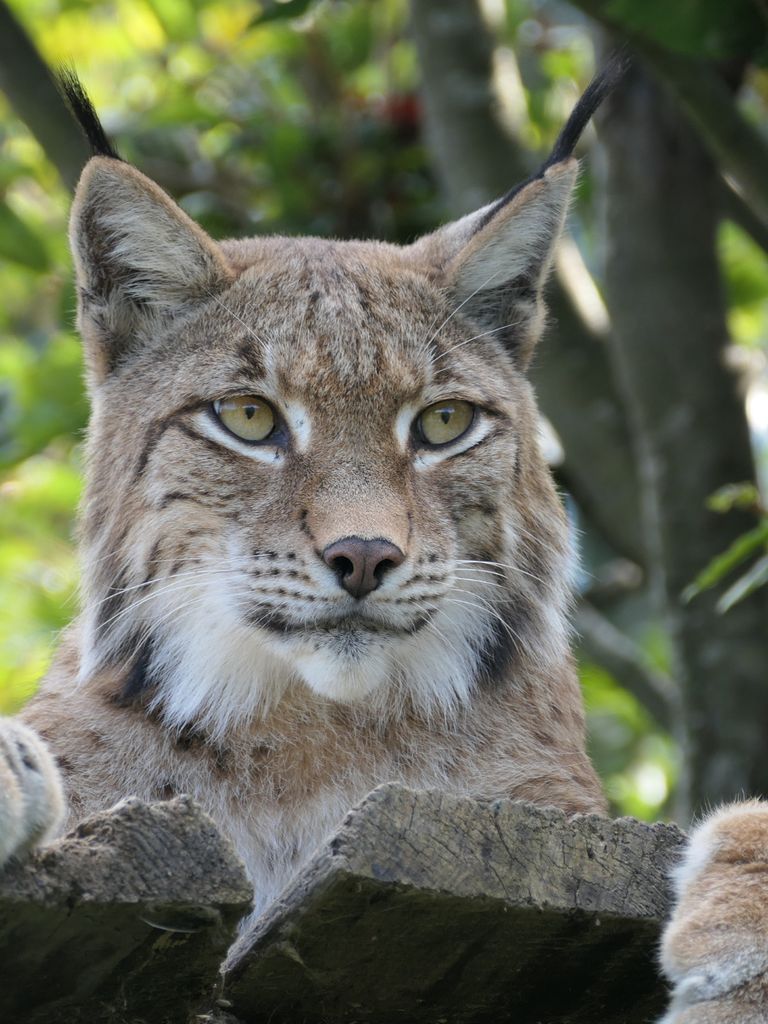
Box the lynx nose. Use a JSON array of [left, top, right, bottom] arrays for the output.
[[322, 537, 405, 599]]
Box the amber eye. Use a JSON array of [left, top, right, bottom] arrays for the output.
[[415, 400, 475, 447], [213, 395, 276, 442]]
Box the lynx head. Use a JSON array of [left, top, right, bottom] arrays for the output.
[[63, 63, 624, 735]]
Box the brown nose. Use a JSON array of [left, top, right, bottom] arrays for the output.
[[322, 537, 405, 599]]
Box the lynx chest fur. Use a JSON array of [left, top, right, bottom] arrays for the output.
[[11, 69, 620, 909]]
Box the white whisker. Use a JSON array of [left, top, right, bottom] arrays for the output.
[[205, 289, 271, 348], [422, 266, 505, 350], [453, 574, 508, 591], [433, 317, 525, 362], [452, 563, 506, 579], [96, 575, 232, 633], [409, 601, 464, 665], [443, 595, 523, 654], [455, 558, 544, 585], [93, 567, 240, 608]]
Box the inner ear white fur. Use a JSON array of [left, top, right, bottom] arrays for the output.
[[71, 157, 233, 308], [447, 161, 577, 299], [70, 157, 233, 381], [408, 160, 578, 370]]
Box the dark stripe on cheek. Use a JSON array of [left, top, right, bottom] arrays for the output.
[[475, 617, 514, 689], [118, 637, 156, 704], [142, 539, 163, 586], [95, 569, 129, 635], [172, 420, 244, 462], [133, 415, 177, 481], [474, 596, 530, 688], [134, 403, 232, 481]]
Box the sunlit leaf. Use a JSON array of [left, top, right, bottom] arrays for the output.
[[0, 447, 81, 711], [0, 333, 87, 470], [719, 223, 768, 310], [706, 481, 761, 513], [145, 0, 196, 39], [682, 521, 768, 602], [717, 554, 768, 612], [582, 662, 678, 819], [251, 0, 318, 27]]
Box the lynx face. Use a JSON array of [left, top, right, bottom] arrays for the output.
[[64, 70, 594, 736], [78, 233, 571, 731]]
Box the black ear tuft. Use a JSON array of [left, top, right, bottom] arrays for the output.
[[473, 51, 630, 232], [56, 68, 122, 161], [543, 49, 630, 169]]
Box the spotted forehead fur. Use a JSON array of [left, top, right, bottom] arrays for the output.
[[220, 240, 445, 396]]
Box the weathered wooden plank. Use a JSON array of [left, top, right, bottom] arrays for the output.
[[225, 785, 685, 1024], [0, 796, 252, 1024], [0, 786, 686, 1023]]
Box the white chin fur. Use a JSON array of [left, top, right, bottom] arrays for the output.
[[81, 566, 522, 733], [291, 643, 392, 703]]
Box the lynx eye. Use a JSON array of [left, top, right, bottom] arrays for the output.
[[213, 395, 276, 442], [415, 400, 475, 447]]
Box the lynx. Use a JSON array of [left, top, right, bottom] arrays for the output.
[[2, 58, 763, 1022], [1, 63, 614, 900]]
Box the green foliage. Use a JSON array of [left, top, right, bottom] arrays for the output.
[[0, 447, 81, 712], [719, 223, 768, 348], [252, 0, 319, 27], [582, 662, 678, 819], [581, 0, 767, 62], [0, 333, 88, 469], [683, 521, 768, 601], [683, 485, 768, 612], [718, 554, 768, 612], [706, 481, 762, 513], [0, 200, 49, 270]]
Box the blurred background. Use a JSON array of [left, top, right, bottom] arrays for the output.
[[1, 0, 767, 824]]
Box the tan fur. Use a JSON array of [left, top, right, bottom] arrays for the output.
[[659, 802, 768, 1023], [4, 150, 604, 912]]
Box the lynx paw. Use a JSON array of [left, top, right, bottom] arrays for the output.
[[659, 800, 768, 1023], [0, 719, 65, 865]]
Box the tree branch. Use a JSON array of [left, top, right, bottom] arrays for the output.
[[0, 1, 90, 190], [570, 1, 768, 229], [641, 48, 768, 229]]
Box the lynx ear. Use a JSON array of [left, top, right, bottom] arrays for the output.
[[413, 53, 628, 370], [440, 162, 577, 368], [70, 157, 233, 382]]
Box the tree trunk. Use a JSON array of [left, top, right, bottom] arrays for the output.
[[599, 62, 768, 815], [0, 1, 91, 189]]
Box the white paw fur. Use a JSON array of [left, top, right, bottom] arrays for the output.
[[659, 800, 768, 1023], [0, 719, 65, 865]]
